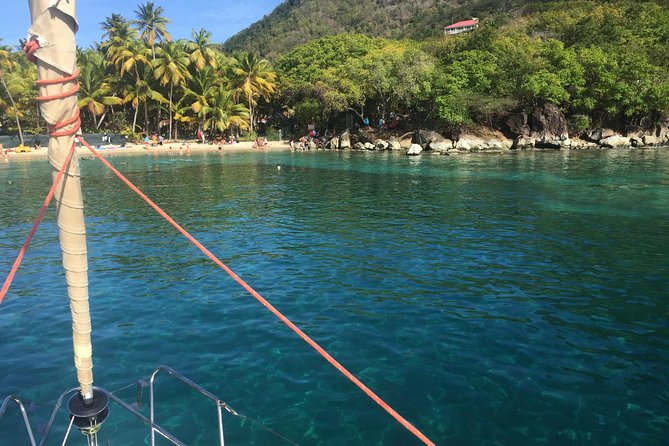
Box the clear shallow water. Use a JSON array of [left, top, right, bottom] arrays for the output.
[[1, 148, 668, 445]]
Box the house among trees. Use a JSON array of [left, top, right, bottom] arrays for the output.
[[444, 18, 480, 35]]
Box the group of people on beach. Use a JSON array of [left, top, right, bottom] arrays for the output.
[[143, 133, 164, 147]]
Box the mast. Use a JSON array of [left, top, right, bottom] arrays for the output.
[[27, 0, 95, 404]]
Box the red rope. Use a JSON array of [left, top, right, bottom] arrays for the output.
[[79, 139, 437, 446], [0, 145, 76, 304], [1, 54, 84, 304], [11, 42, 436, 444]]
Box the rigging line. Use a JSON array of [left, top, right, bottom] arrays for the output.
[[0, 144, 77, 305], [236, 414, 301, 446], [80, 139, 437, 446]]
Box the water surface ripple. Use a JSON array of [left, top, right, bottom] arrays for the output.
[[1, 149, 668, 445]]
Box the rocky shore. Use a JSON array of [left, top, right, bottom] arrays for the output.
[[312, 103, 669, 155]]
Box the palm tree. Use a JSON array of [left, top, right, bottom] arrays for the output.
[[111, 39, 151, 132], [0, 42, 24, 145], [121, 77, 168, 134], [78, 50, 123, 130], [229, 52, 277, 132], [153, 41, 192, 138], [180, 66, 218, 135], [100, 14, 132, 42], [133, 2, 172, 60], [188, 28, 218, 70], [202, 85, 249, 134]]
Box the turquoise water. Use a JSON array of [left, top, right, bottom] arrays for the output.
[[1, 148, 668, 445]]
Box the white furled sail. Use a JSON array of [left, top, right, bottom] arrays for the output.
[[27, 0, 94, 404]]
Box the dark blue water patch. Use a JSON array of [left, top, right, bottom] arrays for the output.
[[1, 149, 668, 445]]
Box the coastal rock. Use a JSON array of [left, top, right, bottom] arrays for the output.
[[327, 137, 339, 150], [655, 122, 669, 144], [407, 144, 423, 156], [353, 142, 366, 151], [483, 139, 512, 151], [339, 130, 351, 149], [388, 139, 402, 151], [530, 103, 569, 141], [587, 128, 616, 143], [413, 129, 448, 147], [629, 135, 644, 147], [364, 142, 375, 150], [534, 136, 563, 149], [506, 112, 531, 136], [642, 134, 663, 146], [428, 140, 454, 153], [599, 135, 630, 148], [569, 138, 598, 149], [308, 140, 317, 150], [513, 136, 536, 150], [456, 136, 485, 152], [374, 139, 389, 151], [400, 137, 412, 149]]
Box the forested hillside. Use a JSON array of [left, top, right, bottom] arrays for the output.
[[223, 0, 526, 59], [275, 0, 669, 135]]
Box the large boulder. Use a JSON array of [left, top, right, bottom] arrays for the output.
[[513, 136, 535, 150], [339, 130, 351, 149], [413, 129, 449, 147], [530, 103, 569, 142], [482, 139, 512, 151], [654, 122, 669, 144], [456, 136, 486, 152], [327, 137, 339, 150], [427, 140, 454, 153], [642, 134, 663, 147], [353, 142, 366, 151], [568, 138, 598, 150], [506, 112, 531, 136], [407, 144, 423, 156], [374, 139, 389, 151], [364, 142, 375, 150], [388, 138, 402, 151], [599, 135, 630, 148], [534, 136, 564, 149], [587, 128, 617, 143]]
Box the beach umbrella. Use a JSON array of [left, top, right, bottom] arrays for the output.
[[27, 0, 103, 426]]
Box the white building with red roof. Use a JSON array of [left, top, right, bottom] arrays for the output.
[[445, 18, 480, 35]]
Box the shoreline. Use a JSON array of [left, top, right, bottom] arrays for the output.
[[1, 140, 293, 160]]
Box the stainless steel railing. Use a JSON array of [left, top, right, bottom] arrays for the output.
[[0, 395, 38, 446], [0, 366, 236, 446]]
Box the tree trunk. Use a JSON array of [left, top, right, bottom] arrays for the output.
[[0, 71, 25, 145], [156, 103, 161, 136], [168, 84, 173, 140], [144, 100, 148, 133], [248, 96, 254, 133], [132, 104, 139, 133], [96, 111, 107, 130]]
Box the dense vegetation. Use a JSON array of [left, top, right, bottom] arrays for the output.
[[1, 0, 668, 144], [0, 2, 276, 144], [276, 0, 669, 134], [223, 0, 528, 60]]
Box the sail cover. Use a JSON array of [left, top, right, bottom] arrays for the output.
[[28, 0, 94, 403]]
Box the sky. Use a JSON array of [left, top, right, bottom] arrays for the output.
[[0, 0, 285, 49]]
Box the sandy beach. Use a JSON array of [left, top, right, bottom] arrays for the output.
[[2, 140, 292, 161]]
